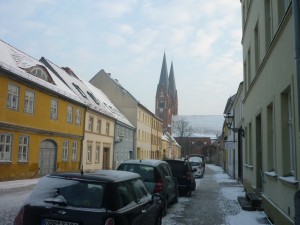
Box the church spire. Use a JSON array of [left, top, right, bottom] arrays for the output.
[[168, 61, 176, 99], [158, 52, 169, 90]]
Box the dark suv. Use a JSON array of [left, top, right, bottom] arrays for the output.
[[164, 159, 196, 197], [117, 159, 178, 216], [14, 170, 162, 225]]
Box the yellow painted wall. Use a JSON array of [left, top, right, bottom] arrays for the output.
[[0, 75, 85, 181]]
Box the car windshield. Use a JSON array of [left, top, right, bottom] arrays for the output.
[[25, 176, 105, 209], [118, 164, 155, 182], [189, 157, 203, 163], [189, 161, 200, 166]]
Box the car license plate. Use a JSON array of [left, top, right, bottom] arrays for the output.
[[41, 218, 79, 225]]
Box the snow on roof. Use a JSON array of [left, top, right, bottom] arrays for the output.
[[42, 58, 134, 128], [172, 115, 224, 138], [83, 80, 134, 128], [0, 40, 85, 105]]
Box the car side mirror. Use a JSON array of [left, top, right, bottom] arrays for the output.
[[151, 193, 162, 203]]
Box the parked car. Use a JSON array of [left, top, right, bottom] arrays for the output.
[[117, 159, 178, 216], [188, 154, 206, 174], [14, 170, 162, 225], [189, 160, 204, 178], [164, 159, 196, 197]]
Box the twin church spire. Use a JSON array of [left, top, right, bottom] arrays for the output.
[[155, 52, 178, 133]]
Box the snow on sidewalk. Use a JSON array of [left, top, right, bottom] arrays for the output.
[[0, 178, 39, 191]]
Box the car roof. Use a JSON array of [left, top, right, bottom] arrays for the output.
[[120, 159, 167, 167], [188, 154, 205, 158], [48, 170, 140, 183]]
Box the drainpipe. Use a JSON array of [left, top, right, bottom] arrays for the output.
[[293, 0, 300, 131], [293, 1, 300, 225]]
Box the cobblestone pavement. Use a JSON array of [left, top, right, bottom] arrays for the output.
[[163, 165, 244, 225], [0, 185, 35, 225]]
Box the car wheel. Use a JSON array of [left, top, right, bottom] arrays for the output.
[[162, 198, 168, 216], [186, 190, 192, 197], [174, 189, 179, 204]]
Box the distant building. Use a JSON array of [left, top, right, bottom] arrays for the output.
[[155, 53, 178, 133], [172, 115, 223, 158]]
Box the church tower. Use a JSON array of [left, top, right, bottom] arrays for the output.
[[155, 53, 178, 133]]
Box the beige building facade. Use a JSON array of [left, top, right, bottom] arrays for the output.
[[90, 70, 161, 159], [241, 1, 299, 224]]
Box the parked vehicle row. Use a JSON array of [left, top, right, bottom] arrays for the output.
[[15, 158, 203, 225], [14, 170, 162, 225]]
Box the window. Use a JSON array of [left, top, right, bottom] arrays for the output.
[[115, 181, 136, 210], [0, 134, 13, 161], [87, 144, 92, 163], [281, 89, 295, 175], [254, 21, 260, 73], [97, 119, 102, 133], [88, 117, 94, 132], [72, 83, 87, 98], [75, 109, 81, 125], [7, 84, 19, 110], [18, 136, 29, 162], [72, 141, 78, 161], [267, 103, 276, 171], [132, 178, 149, 202], [264, 0, 272, 48], [24, 91, 35, 114], [95, 144, 100, 162], [62, 141, 69, 161], [67, 105, 73, 123], [31, 67, 48, 81], [106, 122, 110, 135], [50, 100, 58, 120], [87, 91, 99, 105]]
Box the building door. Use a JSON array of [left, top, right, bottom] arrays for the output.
[[39, 140, 57, 176], [102, 147, 110, 169]]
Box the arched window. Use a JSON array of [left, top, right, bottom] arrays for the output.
[[28, 66, 54, 84]]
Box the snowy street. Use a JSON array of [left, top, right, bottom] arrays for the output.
[[0, 165, 271, 225]]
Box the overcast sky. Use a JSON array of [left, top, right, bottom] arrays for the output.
[[0, 0, 243, 115]]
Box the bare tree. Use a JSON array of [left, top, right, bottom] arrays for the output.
[[172, 119, 194, 156]]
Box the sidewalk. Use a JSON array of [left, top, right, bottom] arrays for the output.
[[0, 178, 39, 191]]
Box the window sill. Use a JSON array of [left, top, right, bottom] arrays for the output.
[[264, 171, 277, 180], [244, 164, 253, 169], [0, 160, 12, 164], [17, 160, 29, 163], [278, 176, 298, 188]]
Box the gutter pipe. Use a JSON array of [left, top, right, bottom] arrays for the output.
[[293, 1, 300, 225], [293, 0, 300, 132]]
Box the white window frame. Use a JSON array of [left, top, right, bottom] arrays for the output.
[[288, 92, 295, 174], [88, 117, 94, 132], [87, 144, 92, 163], [67, 105, 73, 123], [106, 122, 110, 135], [62, 141, 69, 161], [72, 141, 78, 161], [0, 134, 13, 161], [75, 108, 81, 125], [95, 144, 100, 162], [7, 84, 19, 110], [18, 136, 29, 162], [97, 119, 101, 133], [50, 99, 58, 120], [24, 90, 35, 114]]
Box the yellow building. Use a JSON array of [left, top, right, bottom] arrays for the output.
[[151, 116, 163, 159], [0, 40, 86, 181]]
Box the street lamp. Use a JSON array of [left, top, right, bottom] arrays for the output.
[[224, 113, 245, 137], [115, 134, 124, 143]]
